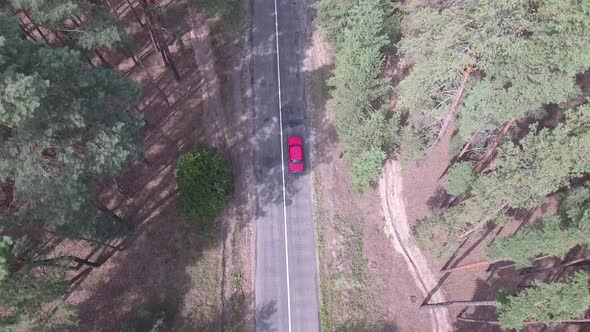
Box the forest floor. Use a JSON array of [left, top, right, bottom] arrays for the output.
[[304, 4, 436, 331], [55, 0, 254, 331], [394, 121, 585, 332], [383, 72, 590, 332]]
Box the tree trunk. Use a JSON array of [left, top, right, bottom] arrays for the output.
[[18, 22, 38, 41], [162, 41, 181, 81], [69, 16, 112, 68], [94, 49, 113, 68], [432, 56, 477, 146], [42, 229, 125, 251], [51, 28, 66, 46], [443, 254, 554, 273], [139, 0, 181, 81], [457, 316, 590, 326], [125, 0, 144, 26], [21, 10, 49, 43], [136, 55, 172, 106], [522, 257, 590, 275], [142, 5, 162, 53], [443, 260, 489, 273], [456, 316, 501, 325], [421, 300, 496, 310], [457, 132, 478, 160], [475, 119, 515, 173], [33, 256, 102, 268], [101, 208, 125, 223]]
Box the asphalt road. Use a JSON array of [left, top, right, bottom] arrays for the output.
[[252, 0, 321, 331]]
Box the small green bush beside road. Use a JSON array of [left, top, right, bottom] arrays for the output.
[[175, 149, 232, 220]]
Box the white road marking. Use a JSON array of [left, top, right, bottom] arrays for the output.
[[272, 0, 293, 331]]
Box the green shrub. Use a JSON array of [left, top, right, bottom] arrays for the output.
[[0, 236, 14, 282], [120, 307, 166, 332], [175, 149, 232, 220], [444, 162, 475, 197], [351, 147, 386, 192]]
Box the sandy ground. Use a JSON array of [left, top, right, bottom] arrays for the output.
[[380, 160, 452, 332]]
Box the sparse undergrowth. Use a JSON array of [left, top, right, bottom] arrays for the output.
[[314, 176, 371, 330]]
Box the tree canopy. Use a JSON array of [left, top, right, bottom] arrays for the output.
[[319, 0, 401, 191], [0, 13, 143, 237], [398, 0, 590, 152], [419, 103, 590, 258], [9, 0, 123, 51], [497, 271, 590, 329]]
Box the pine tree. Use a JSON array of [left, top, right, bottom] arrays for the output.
[[497, 271, 590, 329], [486, 184, 590, 267], [485, 215, 590, 267], [0, 235, 77, 329], [0, 13, 143, 238], [424, 272, 590, 329], [315, 0, 354, 50], [419, 104, 590, 254], [398, 0, 590, 151], [323, 0, 400, 190], [472, 104, 590, 209], [9, 0, 123, 51]]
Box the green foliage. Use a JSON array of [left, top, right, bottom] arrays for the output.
[[120, 307, 167, 332], [0, 236, 84, 329], [0, 13, 143, 238], [0, 264, 69, 327], [398, 0, 590, 146], [413, 212, 456, 258], [560, 184, 590, 222], [315, 0, 354, 49], [497, 271, 590, 329], [0, 236, 13, 281], [175, 149, 232, 220], [486, 184, 590, 267], [316, 0, 401, 52], [38, 302, 79, 332], [422, 104, 590, 258], [351, 147, 386, 192], [486, 216, 590, 267], [231, 273, 242, 288], [414, 198, 506, 259], [472, 104, 590, 209], [10, 0, 123, 51], [444, 162, 475, 197], [320, 0, 400, 190]]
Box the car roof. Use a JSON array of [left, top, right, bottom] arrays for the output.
[[289, 144, 303, 160]]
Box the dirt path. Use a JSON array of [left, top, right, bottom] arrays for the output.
[[379, 161, 452, 332]]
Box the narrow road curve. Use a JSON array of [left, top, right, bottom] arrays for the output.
[[252, 0, 321, 331]]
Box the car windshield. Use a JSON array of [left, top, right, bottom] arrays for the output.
[[291, 159, 303, 164]]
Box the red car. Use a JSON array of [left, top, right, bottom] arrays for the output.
[[287, 136, 305, 173]]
